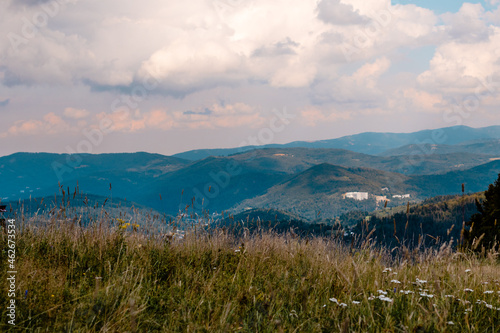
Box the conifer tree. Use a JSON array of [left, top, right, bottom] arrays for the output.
[[463, 173, 500, 252]]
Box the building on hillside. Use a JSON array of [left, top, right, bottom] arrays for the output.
[[343, 192, 369, 201], [392, 194, 411, 199], [374, 195, 389, 203]]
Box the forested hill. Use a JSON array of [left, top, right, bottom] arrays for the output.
[[351, 193, 484, 248]]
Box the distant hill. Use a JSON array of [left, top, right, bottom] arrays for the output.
[[230, 161, 500, 220], [407, 160, 500, 196], [173, 125, 500, 159], [212, 208, 340, 237], [2, 149, 500, 219], [0, 152, 190, 201], [228, 147, 494, 175], [0, 193, 171, 228], [351, 193, 484, 248], [380, 139, 500, 157], [232, 163, 411, 220], [2, 127, 500, 221]]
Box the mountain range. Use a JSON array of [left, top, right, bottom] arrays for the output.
[[1, 125, 499, 220], [173, 125, 500, 159]]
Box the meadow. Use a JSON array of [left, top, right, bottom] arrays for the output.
[[1, 207, 499, 332]]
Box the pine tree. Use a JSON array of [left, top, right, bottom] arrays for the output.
[[463, 173, 500, 252]]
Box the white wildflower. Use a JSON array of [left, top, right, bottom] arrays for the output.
[[420, 292, 434, 298], [329, 298, 339, 304], [378, 295, 393, 303], [416, 278, 427, 284], [339, 303, 348, 307], [465, 269, 471, 273], [352, 301, 360, 305], [464, 288, 474, 292], [377, 290, 388, 295], [484, 290, 494, 294], [447, 321, 454, 325], [391, 280, 401, 284]]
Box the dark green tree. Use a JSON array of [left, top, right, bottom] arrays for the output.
[[463, 173, 500, 252]]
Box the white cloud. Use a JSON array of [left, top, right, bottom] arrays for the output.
[[93, 102, 265, 133], [442, 3, 492, 43], [301, 107, 351, 126], [63, 107, 89, 119], [0, 0, 500, 150], [316, 0, 369, 25], [1, 112, 71, 137], [0, 0, 438, 94], [312, 57, 391, 105], [417, 27, 500, 95]]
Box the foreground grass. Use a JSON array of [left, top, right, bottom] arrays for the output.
[[1, 217, 500, 332]]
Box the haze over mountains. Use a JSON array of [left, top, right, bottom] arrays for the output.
[[1, 125, 499, 220]]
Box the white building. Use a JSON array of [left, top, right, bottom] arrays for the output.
[[344, 192, 369, 201], [392, 194, 411, 199]]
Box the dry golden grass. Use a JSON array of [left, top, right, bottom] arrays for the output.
[[1, 212, 499, 332]]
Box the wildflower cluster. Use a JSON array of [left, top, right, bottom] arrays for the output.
[[117, 218, 139, 230]]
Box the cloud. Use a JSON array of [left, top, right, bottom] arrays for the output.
[[183, 108, 213, 116], [0, 0, 438, 96], [1, 112, 71, 137], [301, 107, 351, 126], [0, 0, 500, 142], [312, 57, 391, 105], [316, 0, 369, 25], [63, 107, 89, 119], [94, 102, 264, 133], [0, 99, 9, 107], [173, 102, 266, 129], [252, 38, 299, 57], [417, 27, 500, 95], [442, 3, 492, 43], [402, 88, 443, 112]]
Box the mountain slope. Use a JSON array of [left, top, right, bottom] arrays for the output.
[[231, 161, 500, 220], [233, 163, 411, 220]]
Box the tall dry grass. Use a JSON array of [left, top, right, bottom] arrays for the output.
[[0, 209, 499, 332]]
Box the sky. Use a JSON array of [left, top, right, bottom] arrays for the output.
[[1, 0, 500, 156]]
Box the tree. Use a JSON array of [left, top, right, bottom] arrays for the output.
[[463, 173, 500, 252]]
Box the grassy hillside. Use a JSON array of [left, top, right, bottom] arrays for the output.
[[1, 213, 499, 332]]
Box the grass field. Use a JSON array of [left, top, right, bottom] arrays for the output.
[[1, 212, 499, 332]]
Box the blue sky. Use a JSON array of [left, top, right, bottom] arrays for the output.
[[393, 0, 495, 13], [0, 0, 499, 156]]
